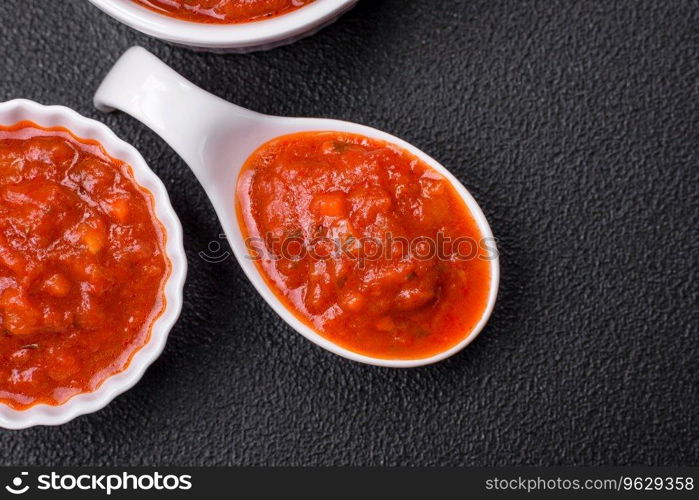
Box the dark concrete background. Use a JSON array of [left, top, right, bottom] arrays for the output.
[[0, 0, 697, 466]]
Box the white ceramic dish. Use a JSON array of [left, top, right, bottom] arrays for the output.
[[88, 0, 359, 52], [0, 99, 187, 429], [95, 47, 500, 368]]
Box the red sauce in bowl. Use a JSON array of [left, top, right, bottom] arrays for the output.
[[132, 0, 315, 24], [237, 132, 493, 360], [0, 122, 170, 410]]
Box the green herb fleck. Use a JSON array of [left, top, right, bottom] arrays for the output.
[[334, 141, 350, 153], [287, 228, 303, 239]]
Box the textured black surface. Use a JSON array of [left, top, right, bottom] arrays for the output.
[[0, 0, 697, 466]]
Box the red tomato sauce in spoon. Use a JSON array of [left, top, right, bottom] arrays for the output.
[[237, 132, 493, 360]]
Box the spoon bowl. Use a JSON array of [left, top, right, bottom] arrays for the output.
[[94, 47, 499, 367]]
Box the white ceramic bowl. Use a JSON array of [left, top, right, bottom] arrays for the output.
[[87, 0, 359, 52], [0, 99, 187, 429]]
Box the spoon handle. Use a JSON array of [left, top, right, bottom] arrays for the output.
[[94, 46, 262, 187]]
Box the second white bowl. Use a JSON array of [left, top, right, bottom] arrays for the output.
[[0, 99, 187, 429], [88, 0, 359, 52]]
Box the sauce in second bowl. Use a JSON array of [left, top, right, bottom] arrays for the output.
[[132, 0, 315, 24], [237, 132, 492, 360], [0, 122, 170, 410]]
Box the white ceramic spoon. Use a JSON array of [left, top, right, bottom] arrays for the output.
[[94, 46, 499, 367]]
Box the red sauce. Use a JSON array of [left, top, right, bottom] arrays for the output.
[[237, 132, 492, 360], [0, 122, 170, 410], [132, 0, 315, 24]]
